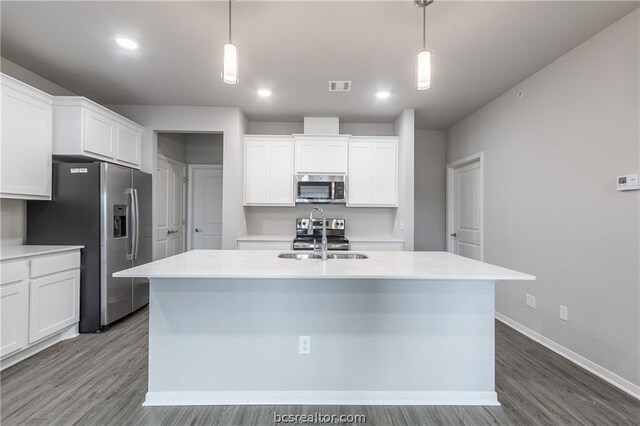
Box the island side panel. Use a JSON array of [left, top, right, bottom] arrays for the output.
[[146, 278, 497, 406]]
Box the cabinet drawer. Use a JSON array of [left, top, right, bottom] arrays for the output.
[[29, 269, 80, 343], [1, 260, 29, 285], [30, 251, 80, 278]]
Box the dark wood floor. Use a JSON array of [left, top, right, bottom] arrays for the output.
[[1, 307, 638, 425]]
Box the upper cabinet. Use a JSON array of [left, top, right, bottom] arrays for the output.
[[244, 135, 295, 206], [293, 135, 348, 174], [52, 97, 143, 169], [347, 136, 398, 207], [1, 74, 53, 200]]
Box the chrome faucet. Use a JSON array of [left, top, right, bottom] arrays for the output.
[[308, 207, 328, 261]]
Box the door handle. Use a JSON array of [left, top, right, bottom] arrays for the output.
[[195, 228, 202, 233], [167, 229, 177, 235], [450, 233, 457, 237]]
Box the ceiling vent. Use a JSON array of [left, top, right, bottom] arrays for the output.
[[329, 81, 352, 92]]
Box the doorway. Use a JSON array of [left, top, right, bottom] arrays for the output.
[[187, 165, 223, 249], [154, 131, 224, 259], [446, 152, 484, 261]]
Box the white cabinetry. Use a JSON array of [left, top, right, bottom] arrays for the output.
[[347, 137, 398, 207], [0, 248, 81, 369], [0, 74, 53, 200], [350, 241, 404, 251], [294, 135, 348, 174], [28, 252, 80, 343], [0, 261, 29, 357], [237, 240, 292, 250], [52, 97, 143, 169], [244, 136, 295, 206]]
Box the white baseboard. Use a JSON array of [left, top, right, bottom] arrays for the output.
[[0, 324, 78, 371], [495, 312, 640, 400], [144, 391, 500, 406]]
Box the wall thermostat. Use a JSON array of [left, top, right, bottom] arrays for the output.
[[617, 173, 640, 191]]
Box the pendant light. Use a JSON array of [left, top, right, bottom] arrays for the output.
[[416, 0, 434, 90], [222, 0, 238, 84]]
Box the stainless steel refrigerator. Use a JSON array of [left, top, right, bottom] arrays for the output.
[[27, 162, 152, 332]]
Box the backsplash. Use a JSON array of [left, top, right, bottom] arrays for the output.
[[0, 199, 26, 245], [243, 205, 398, 238]]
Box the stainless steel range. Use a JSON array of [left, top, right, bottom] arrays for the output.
[[292, 218, 350, 251]]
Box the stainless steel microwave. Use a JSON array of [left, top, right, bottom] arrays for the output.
[[295, 174, 346, 204]]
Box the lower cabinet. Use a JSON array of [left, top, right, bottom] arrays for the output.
[[0, 261, 29, 358], [29, 270, 80, 344], [350, 241, 404, 251], [0, 249, 81, 365], [237, 240, 293, 250]]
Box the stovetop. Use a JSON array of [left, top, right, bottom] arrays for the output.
[[293, 217, 349, 251]]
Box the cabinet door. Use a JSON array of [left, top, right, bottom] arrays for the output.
[[1, 83, 52, 199], [83, 109, 116, 158], [295, 141, 322, 173], [1, 260, 29, 357], [321, 141, 348, 173], [29, 269, 80, 343], [371, 142, 398, 206], [116, 123, 141, 167], [347, 142, 372, 205], [245, 141, 271, 204], [1, 281, 29, 357], [269, 142, 295, 205]]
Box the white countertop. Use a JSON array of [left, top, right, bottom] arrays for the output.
[[0, 245, 84, 261], [114, 250, 534, 281]]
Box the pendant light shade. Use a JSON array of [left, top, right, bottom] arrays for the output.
[[417, 50, 431, 90], [416, 0, 433, 90], [223, 43, 238, 84], [222, 0, 238, 84]]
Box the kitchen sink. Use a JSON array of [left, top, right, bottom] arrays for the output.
[[278, 252, 369, 260]]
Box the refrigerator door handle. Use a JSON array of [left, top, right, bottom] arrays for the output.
[[133, 188, 140, 259], [126, 188, 136, 261]]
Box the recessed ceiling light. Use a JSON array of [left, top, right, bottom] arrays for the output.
[[257, 89, 272, 97], [376, 91, 390, 99], [115, 37, 139, 50]]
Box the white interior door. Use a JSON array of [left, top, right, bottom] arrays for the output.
[[190, 166, 223, 249], [448, 155, 483, 260], [155, 156, 186, 259], [156, 158, 171, 259], [170, 162, 186, 255]]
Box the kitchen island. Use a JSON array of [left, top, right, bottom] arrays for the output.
[[114, 250, 533, 406]]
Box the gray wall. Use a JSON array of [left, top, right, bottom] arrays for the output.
[[157, 133, 187, 163], [414, 130, 446, 251], [446, 10, 639, 387], [186, 133, 223, 165]]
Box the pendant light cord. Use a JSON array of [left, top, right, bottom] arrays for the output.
[[228, 0, 232, 43], [422, 3, 426, 50]]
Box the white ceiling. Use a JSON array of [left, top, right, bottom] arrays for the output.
[[1, 1, 637, 129]]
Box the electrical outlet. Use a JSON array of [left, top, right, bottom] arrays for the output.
[[560, 306, 568, 321], [526, 294, 536, 308], [299, 336, 311, 355]]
